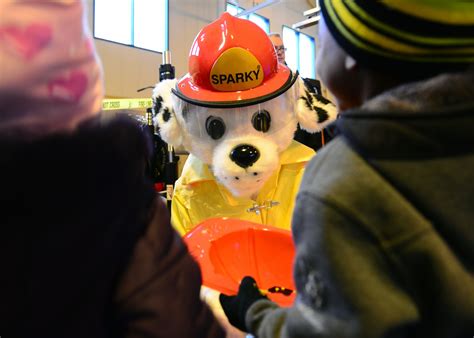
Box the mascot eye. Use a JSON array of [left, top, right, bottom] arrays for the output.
[[252, 109, 271, 133], [206, 116, 226, 140]]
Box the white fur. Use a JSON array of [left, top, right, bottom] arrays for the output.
[[151, 79, 183, 147], [152, 76, 334, 198], [175, 91, 298, 197], [295, 78, 338, 133], [212, 136, 279, 198]]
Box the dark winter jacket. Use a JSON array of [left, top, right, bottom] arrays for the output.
[[245, 70, 474, 337], [0, 116, 224, 338]]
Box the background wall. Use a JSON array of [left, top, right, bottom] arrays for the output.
[[86, 0, 318, 99]]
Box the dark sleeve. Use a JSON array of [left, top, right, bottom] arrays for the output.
[[114, 197, 225, 338], [246, 192, 419, 338]]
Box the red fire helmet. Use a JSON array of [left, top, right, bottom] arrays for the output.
[[173, 12, 298, 108]]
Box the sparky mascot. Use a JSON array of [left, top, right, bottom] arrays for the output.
[[153, 13, 337, 235]]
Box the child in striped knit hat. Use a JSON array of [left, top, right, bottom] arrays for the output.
[[219, 1, 474, 337]]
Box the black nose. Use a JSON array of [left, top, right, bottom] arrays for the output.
[[230, 144, 260, 168]]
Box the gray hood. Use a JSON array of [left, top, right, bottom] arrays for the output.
[[336, 69, 474, 270]]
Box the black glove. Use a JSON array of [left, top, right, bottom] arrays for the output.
[[219, 276, 268, 332]]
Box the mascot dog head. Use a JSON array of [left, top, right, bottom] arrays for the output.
[[153, 13, 336, 198]]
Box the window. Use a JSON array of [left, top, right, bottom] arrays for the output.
[[283, 27, 298, 73], [226, 2, 240, 16], [282, 26, 315, 78], [94, 0, 168, 53], [226, 3, 270, 34]]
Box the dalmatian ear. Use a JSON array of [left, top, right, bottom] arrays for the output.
[[295, 78, 338, 133], [152, 79, 183, 147]]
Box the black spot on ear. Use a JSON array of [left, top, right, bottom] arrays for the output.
[[305, 89, 314, 105], [298, 89, 312, 110], [153, 96, 163, 116], [315, 107, 329, 123], [163, 108, 171, 122], [315, 93, 331, 105], [301, 94, 312, 111], [301, 89, 330, 123]]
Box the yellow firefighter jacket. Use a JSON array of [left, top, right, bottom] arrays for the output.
[[171, 141, 315, 236]]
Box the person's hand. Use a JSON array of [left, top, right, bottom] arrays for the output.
[[219, 276, 268, 332]]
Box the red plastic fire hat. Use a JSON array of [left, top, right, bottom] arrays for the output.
[[184, 218, 296, 306], [173, 12, 298, 108]]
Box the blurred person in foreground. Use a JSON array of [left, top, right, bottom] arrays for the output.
[[219, 1, 474, 337], [0, 1, 223, 337], [268, 33, 287, 65]]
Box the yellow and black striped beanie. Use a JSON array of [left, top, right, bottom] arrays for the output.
[[320, 0, 474, 68]]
